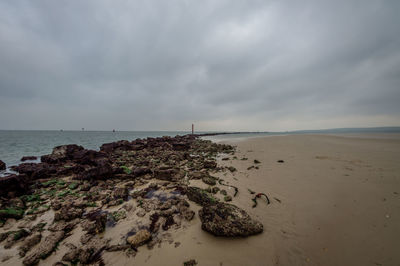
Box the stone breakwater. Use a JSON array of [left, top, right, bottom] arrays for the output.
[[0, 135, 263, 265]]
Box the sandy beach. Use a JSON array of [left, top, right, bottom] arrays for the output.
[[1, 134, 399, 266], [123, 134, 400, 266]]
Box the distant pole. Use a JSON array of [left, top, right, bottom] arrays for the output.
[[192, 124, 194, 135]]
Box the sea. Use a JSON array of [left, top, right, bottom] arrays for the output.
[[0, 130, 190, 172], [1, 127, 399, 175]]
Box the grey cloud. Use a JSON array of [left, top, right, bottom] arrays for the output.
[[0, 0, 399, 131]]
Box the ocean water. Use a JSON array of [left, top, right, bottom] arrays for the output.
[[0, 130, 189, 169], [1, 127, 399, 173]]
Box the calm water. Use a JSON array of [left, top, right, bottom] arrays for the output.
[[0, 130, 189, 169], [1, 127, 399, 173]]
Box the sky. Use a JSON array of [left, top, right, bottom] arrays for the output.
[[0, 0, 399, 131]]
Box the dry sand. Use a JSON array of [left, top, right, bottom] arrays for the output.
[[109, 134, 400, 266]]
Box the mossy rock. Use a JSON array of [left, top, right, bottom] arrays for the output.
[[0, 208, 25, 219]]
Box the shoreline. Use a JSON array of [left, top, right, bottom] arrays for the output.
[[0, 134, 399, 265]]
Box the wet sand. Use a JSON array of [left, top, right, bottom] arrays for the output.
[[114, 134, 400, 266]]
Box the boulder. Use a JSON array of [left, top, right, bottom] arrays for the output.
[[198, 202, 263, 237], [126, 229, 151, 247], [0, 160, 6, 170]]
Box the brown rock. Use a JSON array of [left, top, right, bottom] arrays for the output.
[[21, 156, 37, 162], [23, 231, 65, 265], [19, 233, 41, 257], [127, 229, 151, 247], [54, 207, 83, 221], [198, 203, 263, 237]]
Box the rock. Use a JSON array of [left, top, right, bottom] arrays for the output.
[[41, 144, 84, 164], [202, 175, 217, 186], [189, 171, 205, 180], [62, 244, 79, 262], [21, 156, 37, 162], [133, 167, 151, 177], [183, 259, 198, 266], [0, 174, 30, 198], [100, 140, 134, 153], [77, 158, 113, 180], [203, 160, 217, 169], [182, 208, 195, 221], [227, 166, 237, 172], [78, 236, 109, 264], [54, 207, 83, 221], [186, 187, 219, 206], [0, 160, 6, 170], [23, 231, 65, 265], [83, 210, 107, 234], [113, 186, 128, 200], [127, 229, 151, 247], [171, 142, 190, 151], [48, 219, 79, 232], [106, 244, 130, 252], [277, 160, 284, 163], [153, 168, 180, 181], [70, 149, 108, 165], [80, 233, 93, 245], [11, 163, 57, 180], [136, 209, 146, 217], [198, 203, 263, 237], [52, 262, 67, 266], [224, 195, 232, 202], [0, 207, 25, 220], [19, 233, 41, 257], [4, 229, 30, 248]]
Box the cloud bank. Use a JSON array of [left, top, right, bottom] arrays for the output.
[[0, 0, 399, 131]]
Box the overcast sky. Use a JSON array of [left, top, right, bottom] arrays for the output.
[[0, 0, 399, 131]]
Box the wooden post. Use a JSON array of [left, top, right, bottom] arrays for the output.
[[192, 124, 194, 135]]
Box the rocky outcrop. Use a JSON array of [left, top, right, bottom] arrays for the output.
[[198, 203, 263, 237], [0, 160, 6, 170]]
